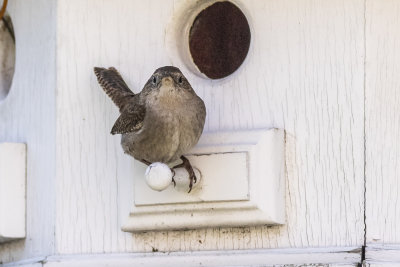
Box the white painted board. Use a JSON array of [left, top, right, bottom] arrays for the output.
[[1, 247, 361, 267], [43, 249, 360, 267], [365, 0, 400, 246], [0, 143, 26, 242]]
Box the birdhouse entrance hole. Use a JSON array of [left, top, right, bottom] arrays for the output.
[[188, 1, 251, 79]]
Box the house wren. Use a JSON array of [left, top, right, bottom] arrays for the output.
[[94, 66, 206, 192]]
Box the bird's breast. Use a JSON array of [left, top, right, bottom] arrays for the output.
[[122, 97, 204, 164]]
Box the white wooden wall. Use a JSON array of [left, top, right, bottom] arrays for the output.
[[365, 0, 400, 265], [55, 0, 365, 253], [0, 0, 399, 266]]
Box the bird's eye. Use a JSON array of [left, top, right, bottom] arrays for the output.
[[178, 76, 183, 84], [152, 76, 157, 84]]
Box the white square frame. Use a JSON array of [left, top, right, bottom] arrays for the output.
[[122, 129, 285, 232]]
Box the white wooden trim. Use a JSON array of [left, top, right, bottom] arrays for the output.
[[365, 0, 400, 248], [0, 143, 26, 243], [2, 247, 361, 267], [123, 128, 285, 232]]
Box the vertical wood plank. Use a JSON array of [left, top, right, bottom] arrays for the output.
[[365, 0, 400, 245]]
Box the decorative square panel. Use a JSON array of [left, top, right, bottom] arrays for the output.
[[122, 128, 285, 232]]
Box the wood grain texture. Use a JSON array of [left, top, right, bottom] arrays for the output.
[[0, 0, 57, 264], [55, 0, 365, 254], [365, 0, 400, 246]]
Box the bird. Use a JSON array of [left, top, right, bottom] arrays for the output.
[[94, 66, 206, 192]]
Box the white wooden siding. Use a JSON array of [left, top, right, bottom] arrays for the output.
[[54, 0, 364, 254], [13, 0, 400, 265]]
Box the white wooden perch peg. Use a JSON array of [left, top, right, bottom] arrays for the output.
[[145, 163, 172, 191], [145, 162, 201, 192]]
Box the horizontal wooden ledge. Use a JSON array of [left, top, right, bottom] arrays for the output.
[[2, 247, 362, 267], [122, 205, 280, 232], [365, 244, 400, 265]]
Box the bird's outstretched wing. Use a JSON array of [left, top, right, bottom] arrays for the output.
[[111, 103, 146, 135], [94, 67, 135, 111], [94, 66, 146, 134]]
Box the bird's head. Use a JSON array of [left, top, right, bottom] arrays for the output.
[[142, 66, 194, 99]]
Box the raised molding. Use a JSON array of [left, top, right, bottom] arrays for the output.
[[123, 128, 285, 232], [165, 0, 253, 80], [0, 143, 26, 243], [2, 247, 361, 267]]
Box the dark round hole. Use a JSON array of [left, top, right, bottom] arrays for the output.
[[189, 1, 251, 80]]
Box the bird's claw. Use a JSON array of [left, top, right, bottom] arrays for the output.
[[172, 155, 197, 193], [187, 172, 197, 193]]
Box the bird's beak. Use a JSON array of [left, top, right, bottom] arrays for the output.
[[161, 76, 174, 86]]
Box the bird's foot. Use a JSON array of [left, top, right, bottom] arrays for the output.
[[173, 156, 196, 193]]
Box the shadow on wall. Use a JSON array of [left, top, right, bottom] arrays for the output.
[[0, 13, 15, 101]]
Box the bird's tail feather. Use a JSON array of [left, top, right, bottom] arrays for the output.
[[94, 67, 135, 111]]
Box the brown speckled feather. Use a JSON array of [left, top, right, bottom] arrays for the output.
[[111, 103, 145, 135], [94, 67, 135, 111], [94, 67, 146, 134]]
